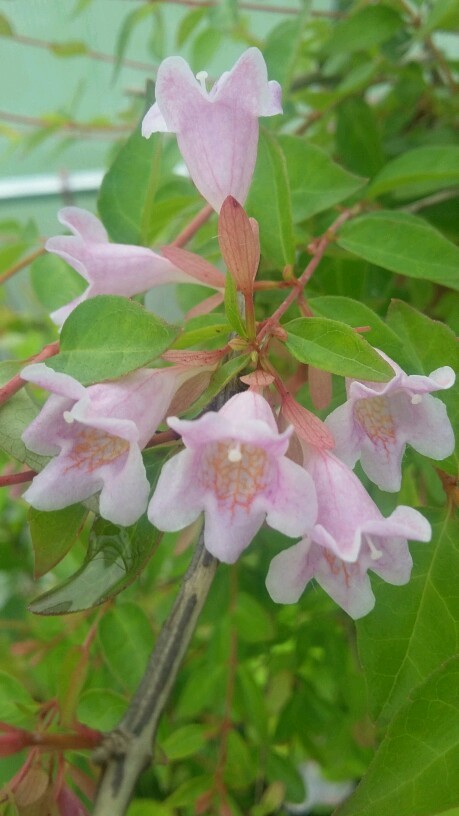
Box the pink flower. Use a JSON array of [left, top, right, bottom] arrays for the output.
[[142, 48, 282, 211], [46, 207, 191, 326], [148, 391, 317, 563], [326, 352, 455, 491], [266, 451, 431, 618], [21, 363, 191, 526]]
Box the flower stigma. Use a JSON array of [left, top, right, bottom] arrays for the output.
[[196, 70, 209, 93]]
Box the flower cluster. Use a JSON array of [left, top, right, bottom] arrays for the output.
[[19, 47, 456, 622]]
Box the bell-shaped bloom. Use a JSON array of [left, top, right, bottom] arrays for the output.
[[266, 450, 431, 618], [21, 363, 192, 526], [326, 353, 456, 491], [148, 391, 317, 563], [142, 48, 282, 211], [46, 207, 192, 326]]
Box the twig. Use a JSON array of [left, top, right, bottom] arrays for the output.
[[142, 0, 344, 17], [0, 246, 45, 286], [0, 341, 59, 408], [0, 470, 36, 488], [0, 110, 132, 138], [9, 33, 154, 74], [256, 207, 358, 344], [170, 204, 214, 248], [92, 529, 218, 815], [401, 188, 459, 214]]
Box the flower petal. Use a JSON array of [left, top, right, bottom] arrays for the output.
[[265, 457, 317, 538], [266, 537, 315, 604], [23, 454, 102, 511], [98, 443, 150, 526], [57, 207, 108, 243], [21, 363, 86, 401], [148, 450, 203, 531]]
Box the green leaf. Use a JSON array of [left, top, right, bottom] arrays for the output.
[[47, 296, 179, 384], [309, 296, 415, 371], [30, 254, 86, 312], [28, 504, 88, 578], [386, 300, 459, 375], [336, 98, 384, 178], [246, 130, 294, 268], [98, 602, 153, 692], [78, 689, 127, 731], [176, 7, 206, 47], [224, 271, 248, 338], [49, 40, 88, 57], [278, 136, 366, 223], [368, 146, 459, 199], [0, 672, 37, 724], [165, 775, 214, 808], [264, 17, 305, 91], [113, 5, 156, 79], [357, 512, 459, 725], [421, 0, 459, 33], [28, 514, 163, 614], [285, 317, 394, 380], [335, 655, 459, 816], [161, 725, 207, 760], [235, 665, 268, 740], [176, 663, 226, 719], [224, 730, 257, 789], [98, 116, 162, 245], [172, 322, 231, 350], [190, 27, 222, 72], [337, 211, 459, 291], [323, 5, 403, 54], [0, 13, 14, 36], [128, 801, 174, 816], [233, 592, 274, 643], [0, 362, 48, 471], [265, 751, 305, 804]]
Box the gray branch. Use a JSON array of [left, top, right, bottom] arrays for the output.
[[92, 531, 218, 815]]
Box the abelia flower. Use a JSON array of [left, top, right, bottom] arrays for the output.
[[266, 450, 431, 618], [142, 48, 282, 211], [46, 207, 192, 326], [148, 391, 317, 563], [21, 363, 193, 526], [326, 353, 455, 491]]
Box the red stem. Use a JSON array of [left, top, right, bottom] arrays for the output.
[[256, 208, 357, 344], [0, 341, 59, 408], [171, 204, 214, 248], [0, 470, 36, 488]]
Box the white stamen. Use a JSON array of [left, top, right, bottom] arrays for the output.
[[196, 70, 208, 92], [63, 411, 75, 424], [367, 537, 383, 561], [227, 442, 242, 463], [411, 394, 423, 404]]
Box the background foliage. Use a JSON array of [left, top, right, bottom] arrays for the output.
[[0, 1, 458, 814]]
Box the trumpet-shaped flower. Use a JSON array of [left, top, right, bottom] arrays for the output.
[[46, 207, 192, 326], [326, 353, 455, 491], [21, 363, 190, 526], [142, 48, 282, 212], [266, 450, 431, 618], [148, 391, 317, 563]]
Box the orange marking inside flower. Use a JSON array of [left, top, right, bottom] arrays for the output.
[[323, 549, 353, 587], [67, 427, 129, 473], [200, 440, 272, 513], [354, 395, 396, 455]]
